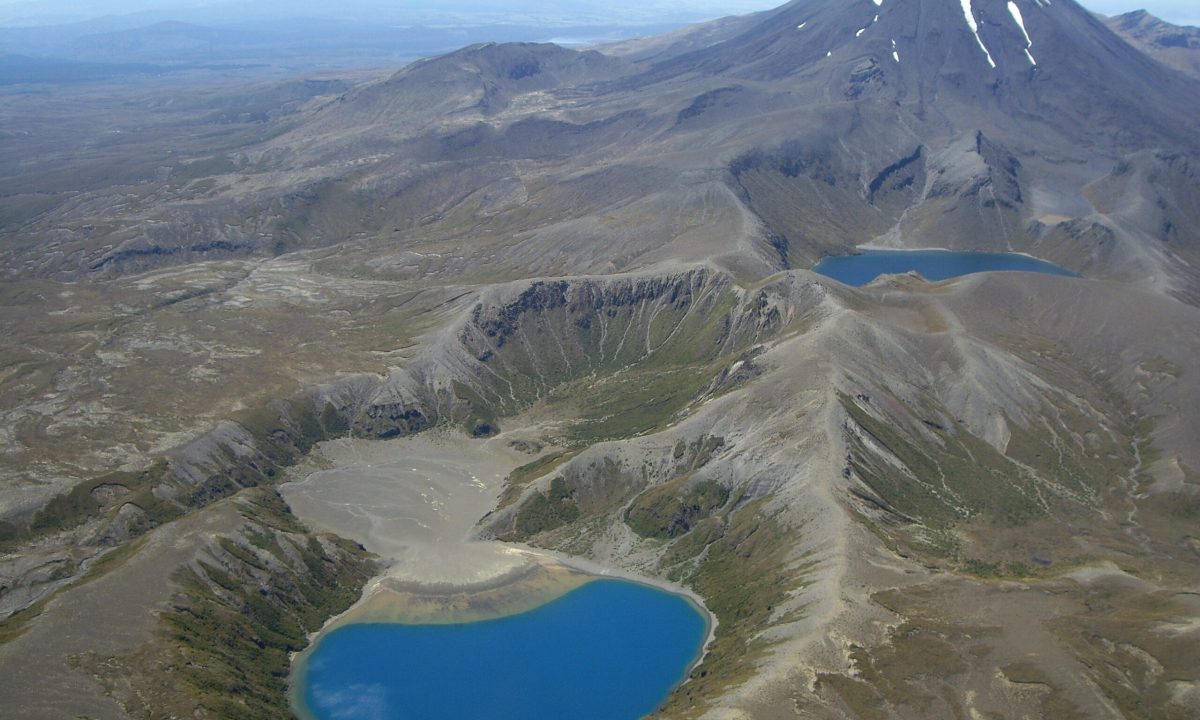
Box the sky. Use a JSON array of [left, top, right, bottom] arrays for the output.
[[0, 0, 1195, 28]]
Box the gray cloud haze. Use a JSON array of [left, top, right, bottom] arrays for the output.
[[0, 1, 1195, 27]]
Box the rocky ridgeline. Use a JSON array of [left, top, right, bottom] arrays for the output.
[[0, 269, 823, 610]]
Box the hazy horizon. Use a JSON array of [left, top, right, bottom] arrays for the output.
[[0, 0, 1196, 84], [0, 0, 1196, 28], [0, 1, 784, 28]]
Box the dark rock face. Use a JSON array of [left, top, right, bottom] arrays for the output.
[[362, 406, 428, 439], [674, 86, 745, 127], [473, 280, 572, 347], [89, 239, 252, 274]]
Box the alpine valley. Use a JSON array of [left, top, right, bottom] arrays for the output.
[[1, 1, 1198, 718]]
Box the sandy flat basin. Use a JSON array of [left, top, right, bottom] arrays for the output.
[[281, 430, 536, 589], [280, 429, 714, 631]]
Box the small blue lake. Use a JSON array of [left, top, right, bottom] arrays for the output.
[[812, 249, 1077, 287], [296, 579, 708, 720]]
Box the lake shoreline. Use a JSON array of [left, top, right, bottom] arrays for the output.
[[855, 243, 1043, 260], [290, 560, 714, 720], [813, 248, 1077, 286], [281, 430, 717, 720]]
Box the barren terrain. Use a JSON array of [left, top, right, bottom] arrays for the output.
[[1, 1, 1199, 719]]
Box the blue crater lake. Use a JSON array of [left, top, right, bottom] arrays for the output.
[[812, 249, 1077, 287], [296, 579, 708, 720]]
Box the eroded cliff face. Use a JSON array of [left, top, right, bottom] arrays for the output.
[[3, 261, 1199, 719], [0, 269, 799, 615], [0, 487, 376, 720], [467, 269, 1200, 719], [86, 489, 377, 720], [3, 1, 1200, 717]]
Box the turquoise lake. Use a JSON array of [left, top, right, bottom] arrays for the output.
[[297, 579, 708, 720], [812, 249, 1077, 287]]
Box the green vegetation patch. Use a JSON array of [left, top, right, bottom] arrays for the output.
[[15, 390, 351, 554], [29, 460, 175, 535], [236, 488, 309, 534], [0, 520, 23, 551], [152, 490, 375, 720], [659, 498, 808, 714], [555, 362, 722, 445], [1003, 403, 1132, 501], [1051, 589, 1200, 720], [659, 517, 726, 574], [512, 477, 580, 537], [625, 477, 729, 540], [840, 393, 1044, 529], [451, 379, 500, 437], [815, 618, 984, 717], [496, 449, 578, 512], [461, 275, 783, 441], [815, 674, 889, 720], [235, 395, 327, 465]]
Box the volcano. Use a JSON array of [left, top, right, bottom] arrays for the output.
[[1, 3, 1199, 720]]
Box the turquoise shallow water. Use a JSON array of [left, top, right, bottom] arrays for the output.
[[297, 579, 708, 720], [812, 250, 1077, 287]]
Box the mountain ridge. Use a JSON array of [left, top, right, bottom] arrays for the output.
[[7, 0, 1200, 303], [1, 6, 1199, 717], [1104, 8, 1200, 79]]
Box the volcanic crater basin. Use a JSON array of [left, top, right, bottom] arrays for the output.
[[280, 429, 715, 719]]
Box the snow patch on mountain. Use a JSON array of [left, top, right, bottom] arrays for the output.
[[959, 0, 997, 68], [1007, 1, 1037, 65]]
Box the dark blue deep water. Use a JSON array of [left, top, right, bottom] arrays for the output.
[[297, 579, 708, 720], [812, 250, 1077, 287]]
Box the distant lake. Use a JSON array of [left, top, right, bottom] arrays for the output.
[[296, 579, 708, 720], [812, 249, 1077, 287]]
